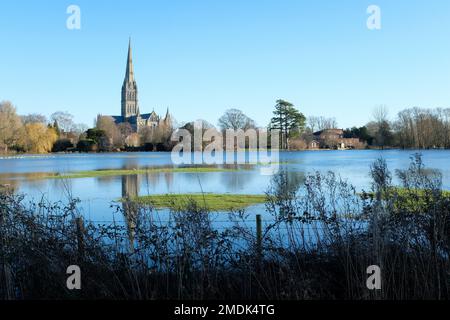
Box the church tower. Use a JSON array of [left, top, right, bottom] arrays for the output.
[[121, 39, 139, 119]]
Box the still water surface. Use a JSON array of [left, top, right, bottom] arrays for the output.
[[1, 150, 449, 223]]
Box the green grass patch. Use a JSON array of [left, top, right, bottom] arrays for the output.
[[47, 167, 240, 180], [128, 193, 267, 211], [362, 187, 450, 212], [363, 187, 450, 198]]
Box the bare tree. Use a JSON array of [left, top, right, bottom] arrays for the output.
[[0, 101, 23, 153], [51, 111, 75, 133], [218, 108, 256, 131], [308, 116, 338, 132], [21, 114, 47, 125], [394, 107, 450, 149], [372, 105, 389, 124], [73, 123, 89, 135], [96, 115, 122, 150], [369, 105, 394, 148]]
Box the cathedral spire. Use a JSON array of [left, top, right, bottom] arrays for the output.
[[121, 38, 139, 119], [165, 107, 170, 119], [124, 38, 134, 83]]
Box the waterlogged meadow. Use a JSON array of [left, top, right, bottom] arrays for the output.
[[1, 150, 450, 218], [0, 150, 450, 299]]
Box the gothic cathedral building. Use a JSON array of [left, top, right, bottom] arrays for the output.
[[111, 39, 172, 132]]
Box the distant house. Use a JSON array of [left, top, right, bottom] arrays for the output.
[[309, 140, 320, 149], [314, 129, 343, 138], [313, 129, 363, 149]]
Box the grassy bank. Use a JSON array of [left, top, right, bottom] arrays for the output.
[[362, 187, 450, 211], [128, 193, 267, 211], [46, 166, 240, 180], [1, 166, 244, 182]]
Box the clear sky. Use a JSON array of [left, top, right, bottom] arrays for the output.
[[1, 0, 449, 128]]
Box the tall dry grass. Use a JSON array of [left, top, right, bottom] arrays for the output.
[[0, 154, 449, 300]]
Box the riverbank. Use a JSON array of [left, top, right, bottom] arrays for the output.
[[3, 146, 450, 159], [1, 155, 449, 300]]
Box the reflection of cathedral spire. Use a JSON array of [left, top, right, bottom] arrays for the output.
[[122, 173, 140, 199], [121, 169, 175, 247], [164, 172, 173, 190], [122, 173, 140, 249]]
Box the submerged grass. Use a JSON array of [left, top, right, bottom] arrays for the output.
[[363, 187, 450, 198], [129, 193, 267, 211], [46, 167, 240, 180], [362, 187, 450, 212]]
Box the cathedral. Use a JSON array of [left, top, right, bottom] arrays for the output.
[[111, 39, 172, 132]]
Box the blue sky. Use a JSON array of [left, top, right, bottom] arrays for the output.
[[1, 0, 449, 128]]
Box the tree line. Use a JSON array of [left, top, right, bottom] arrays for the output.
[[0, 101, 68, 154], [79, 115, 174, 152], [1, 99, 450, 154], [341, 106, 450, 149], [0, 101, 176, 154], [278, 104, 450, 150]]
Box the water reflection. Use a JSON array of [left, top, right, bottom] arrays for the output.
[[0, 172, 58, 191], [122, 174, 139, 246], [2, 151, 450, 230], [120, 168, 176, 245], [220, 170, 255, 192], [279, 166, 306, 194]]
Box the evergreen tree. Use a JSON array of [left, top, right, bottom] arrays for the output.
[[270, 99, 306, 149]]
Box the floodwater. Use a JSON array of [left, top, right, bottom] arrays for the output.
[[1, 150, 449, 224]]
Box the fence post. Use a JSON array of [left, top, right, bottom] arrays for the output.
[[75, 217, 85, 262], [256, 214, 262, 267]]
